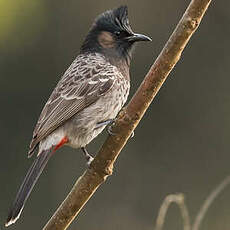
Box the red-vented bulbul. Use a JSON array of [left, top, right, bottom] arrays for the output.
[[5, 5, 151, 226]]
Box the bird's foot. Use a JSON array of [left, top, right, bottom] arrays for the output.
[[130, 131, 135, 138], [106, 120, 135, 138], [96, 118, 134, 138], [86, 155, 94, 167], [96, 118, 116, 136], [107, 126, 134, 139], [107, 125, 116, 136], [81, 147, 94, 167]]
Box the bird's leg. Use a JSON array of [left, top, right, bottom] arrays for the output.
[[81, 147, 94, 166], [95, 119, 114, 129], [96, 119, 135, 138], [95, 119, 116, 135]]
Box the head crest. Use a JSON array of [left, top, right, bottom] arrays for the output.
[[113, 6, 128, 25], [94, 6, 132, 34]]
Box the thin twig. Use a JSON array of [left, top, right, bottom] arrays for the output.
[[43, 1, 212, 229], [155, 193, 191, 230], [192, 175, 230, 230]]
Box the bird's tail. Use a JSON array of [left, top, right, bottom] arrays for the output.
[[5, 149, 52, 227]]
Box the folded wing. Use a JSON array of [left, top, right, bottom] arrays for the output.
[[28, 54, 118, 156]]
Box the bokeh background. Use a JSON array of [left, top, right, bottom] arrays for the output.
[[1, 0, 229, 229]]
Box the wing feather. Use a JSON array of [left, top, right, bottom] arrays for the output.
[[28, 53, 117, 156]]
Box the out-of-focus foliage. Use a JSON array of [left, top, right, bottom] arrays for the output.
[[0, 0, 46, 47]]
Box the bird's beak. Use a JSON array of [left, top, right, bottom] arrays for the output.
[[126, 33, 152, 42]]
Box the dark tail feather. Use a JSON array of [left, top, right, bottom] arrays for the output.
[[5, 149, 52, 227]]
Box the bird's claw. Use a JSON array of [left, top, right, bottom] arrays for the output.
[[107, 125, 134, 139], [107, 125, 116, 136], [86, 155, 94, 167], [82, 147, 94, 167], [130, 131, 135, 138]]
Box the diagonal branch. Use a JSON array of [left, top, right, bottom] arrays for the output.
[[43, 0, 212, 229]]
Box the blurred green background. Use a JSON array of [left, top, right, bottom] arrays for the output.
[[1, 0, 230, 229]]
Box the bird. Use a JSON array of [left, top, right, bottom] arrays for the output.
[[5, 5, 151, 227]]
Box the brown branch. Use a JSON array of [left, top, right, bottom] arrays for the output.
[[43, 1, 212, 229], [155, 194, 191, 230]]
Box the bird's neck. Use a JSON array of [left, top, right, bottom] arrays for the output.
[[102, 48, 131, 77], [80, 50, 131, 80]]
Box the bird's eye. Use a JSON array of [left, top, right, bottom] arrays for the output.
[[114, 31, 121, 36]]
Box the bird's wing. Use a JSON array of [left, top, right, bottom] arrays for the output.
[[29, 54, 118, 156]]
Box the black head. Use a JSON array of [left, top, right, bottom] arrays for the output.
[[80, 6, 151, 64]]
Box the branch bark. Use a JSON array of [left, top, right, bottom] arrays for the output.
[[43, 0, 212, 229]]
